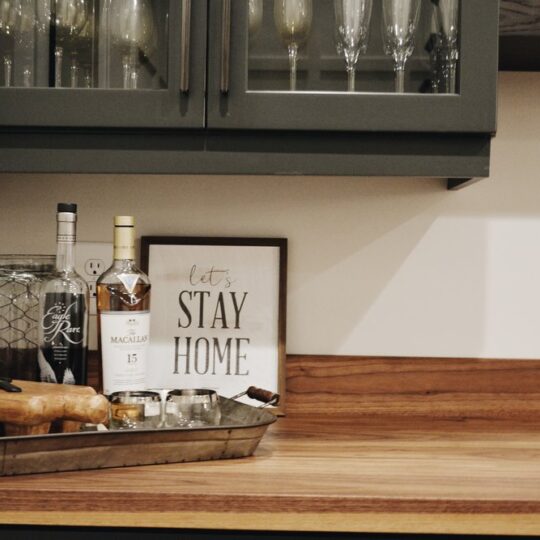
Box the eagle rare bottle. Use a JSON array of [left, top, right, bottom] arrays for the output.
[[38, 203, 89, 385], [97, 216, 151, 395]]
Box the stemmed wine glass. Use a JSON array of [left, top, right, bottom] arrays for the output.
[[110, 0, 155, 90], [15, 0, 44, 87], [0, 0, 42, 87], [334, 0, 372, 92], [381, 0, 421, 93], [249, 0, 263, 39], [274, 0, 312, 92], [426, 9, 440, 93], [433, 0, 458, 93], [0, 0, 17, 86], [54, 0, 89, 88]]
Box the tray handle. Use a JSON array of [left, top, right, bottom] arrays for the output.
[[231, 387, 280, 408]]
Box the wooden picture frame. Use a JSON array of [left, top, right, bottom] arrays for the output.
[[141, 237, 287, 414]]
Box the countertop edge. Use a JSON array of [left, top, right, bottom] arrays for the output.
[[1, 511, 540, 536]]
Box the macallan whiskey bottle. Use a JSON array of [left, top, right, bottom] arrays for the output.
[[38, 203, 89, 385], [97, 216, 151, 395]]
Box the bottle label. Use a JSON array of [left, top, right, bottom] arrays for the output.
[[144, 401, 160, 417], [100, 311, 150, 395], [39, 292, 87, 385]]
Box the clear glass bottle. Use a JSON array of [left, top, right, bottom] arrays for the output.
[[38, 203, 89, 385], [97, 216, 151, 395]]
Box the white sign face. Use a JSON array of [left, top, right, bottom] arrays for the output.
[[146, 242, 283, 404]]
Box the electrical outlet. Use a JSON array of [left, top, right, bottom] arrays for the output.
[[85, 259, 106, 277], [76, 242, 113, 309], [76, 242, 113, 350], [88, 281, 97, 298]]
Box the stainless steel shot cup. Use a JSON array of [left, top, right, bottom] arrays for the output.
[[109, 390, 162, 430], [166, 389, 221, 428]]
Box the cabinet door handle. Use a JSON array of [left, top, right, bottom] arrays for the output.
[[180, 0, 192, 93], [220, 0, 231, 94]]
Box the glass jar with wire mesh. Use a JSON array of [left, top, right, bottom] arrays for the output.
[[0, 255, 55, 381]]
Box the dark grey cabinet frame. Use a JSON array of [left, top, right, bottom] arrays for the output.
[[0, 0, 499, 187], [207, 0, 499, 133], [0, 1, 207, 128]]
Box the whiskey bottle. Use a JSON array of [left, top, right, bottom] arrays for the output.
[[38, 203, 89, 385], [97, 216, 151, 395]]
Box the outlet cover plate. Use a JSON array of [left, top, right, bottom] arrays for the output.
[[75, 242, 113, 316]]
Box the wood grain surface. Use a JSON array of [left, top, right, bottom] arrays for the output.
[[1, 354, 539, 534], [500, 0, 540, 35], [89, 353, 540, 420], [0, 414, 539, 534], [499, 0, 540, 70], [286, 355, 540, 419]]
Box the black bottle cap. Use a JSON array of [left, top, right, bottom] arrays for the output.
[[57, 203, 77, 214]]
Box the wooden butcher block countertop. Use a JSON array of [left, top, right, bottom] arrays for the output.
[[0, 355, 540, 536]]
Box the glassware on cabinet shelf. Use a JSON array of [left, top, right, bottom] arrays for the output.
[[248, 0, 458, 95], [381, 0, 422, 93], [273, 0, 312, 91], [73, 7, 95, 88], [16, 0, 42, 87], [54, 0, 89, 88], [426, 9, 440, 94], [334, 0, 372, 92], [0, 1, 17, 87], [432, 0, 458, 94], [99, 0, 167, 90], [0, 0, 51, 88], [109, 0, 156, 90], [249, 0, 263, 39]]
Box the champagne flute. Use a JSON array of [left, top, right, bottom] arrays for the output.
[[35, 0, 52, 33], [249, 0, 263, 39], [334, 0, 372, 92], [34, 0, 52, 87], [14, 0, 41, 87], [426, 9, 440, 93], [0, 0, 51, 87], [73, 10, 94, 88], [381, 0, 422, 93], [54, 0, 88, 88], [274, 0, 312, 92], [110, 0, 155, 90], [433, 0, 458, 93], [0, 0, 18, 86]]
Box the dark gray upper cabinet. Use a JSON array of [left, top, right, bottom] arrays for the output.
[[0, 0, 499, 186], [207, 0, 498, 133], [0, 0, 207, 128]]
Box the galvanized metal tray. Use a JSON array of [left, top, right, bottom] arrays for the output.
[[0, 392, 278, 476]]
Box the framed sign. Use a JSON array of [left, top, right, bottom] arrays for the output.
[[141, 237, 287, 414]]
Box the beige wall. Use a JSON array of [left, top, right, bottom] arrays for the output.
[[1, 72, 539, 358]]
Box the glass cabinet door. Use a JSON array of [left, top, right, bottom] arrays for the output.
[[0, 0, 206, 127], [207, 0, 498, 132]]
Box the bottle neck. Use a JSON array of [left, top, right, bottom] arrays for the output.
[[111, 258, 137, 271], [56, 241, 76, 272], [56, 213, 77, 272], [114, 224, 135, 261]]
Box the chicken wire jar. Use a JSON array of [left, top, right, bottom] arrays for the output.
[[0, 255, 55, 381]]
